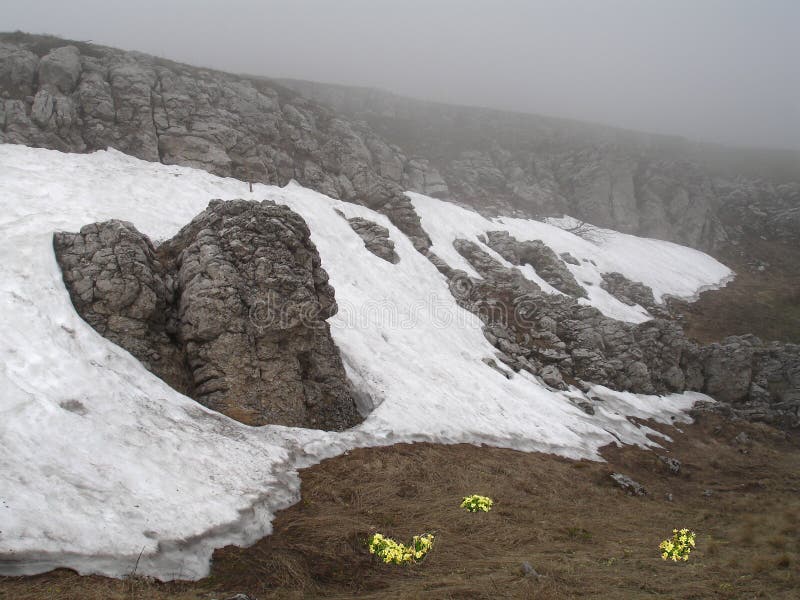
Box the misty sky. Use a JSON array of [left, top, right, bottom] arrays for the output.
[[3, 0, 799, 149]]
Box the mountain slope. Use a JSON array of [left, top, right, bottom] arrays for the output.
[[2, 31, 798, 254], [0, 144, 716, 579]]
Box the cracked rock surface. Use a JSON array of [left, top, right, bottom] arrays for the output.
[[440, 240, 800, 427], [4, 33, 798, 258], [0, 34, 430, 251], [344, 215, 399, 263], [54, 199, 361, 430]]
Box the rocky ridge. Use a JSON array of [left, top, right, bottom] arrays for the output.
[[3, 32, 799, 257], [0, 33, 430, 250], [3, 32, 799, 428], [282, 78, 800, 252], [54, 199, 361, 430], [434, 235, 799, 427]]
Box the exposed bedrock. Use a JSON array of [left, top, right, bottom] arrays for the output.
[[281, 78, 800, 252], [4, 33, 799, 257], [482, 230, 587, 298], [600, 271, 657, 311], [445, 239, 799, 427], [0, 35, 430, 252], [342, 215, 400, 263], [53, 199, 362, 430]]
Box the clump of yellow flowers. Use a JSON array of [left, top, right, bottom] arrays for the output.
[[659, 528, 696, 561], [460, 494, 494, 512], [367, 532, 435, 565]]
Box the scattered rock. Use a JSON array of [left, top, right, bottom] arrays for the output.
[[600, 272, 658, 311], [610, 473, 647, 496], [485, 231, 587, 298], [441, 239, 799, 427], [482, 357, 513, 379], [658, 455, 681, 475], [571, 398, 596, 415], [560, 252, 581, 266], [540, 365, 567, 390]]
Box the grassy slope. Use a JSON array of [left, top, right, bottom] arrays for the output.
[[2, 414, 798, 599], [675, 239, 800, 345]]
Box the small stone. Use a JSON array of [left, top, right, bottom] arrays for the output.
[[521, 561, 540, 579], [482, 357, 512, 379], [572, 399, 595, 415], [734, 432, 750, 445], [658, 455, 681, 475], [610, 473, 646, 496]]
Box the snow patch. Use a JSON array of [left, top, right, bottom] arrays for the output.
[[408, 192, 732, 323], [0, 145, 715, 580]]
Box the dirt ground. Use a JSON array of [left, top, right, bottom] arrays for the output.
[[2, 413, 798, 600]]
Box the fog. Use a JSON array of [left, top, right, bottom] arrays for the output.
[[3, 0, 799, 149]]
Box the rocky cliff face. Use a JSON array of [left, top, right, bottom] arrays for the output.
[[442, 237, 799, 426], [3, 32, 798, 255], [3, 32, 799, 427], [0, 33, 430, 250], [282, 79, 800, 252], [54, 199, 362, 430]]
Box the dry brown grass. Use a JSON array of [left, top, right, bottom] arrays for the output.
[[2, 414, 799, 599], [674, 238, 800, 344]]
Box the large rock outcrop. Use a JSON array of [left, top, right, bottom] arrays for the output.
[[282, 78, 800, 252], [3, 33, 798, 257], [0, 33, 430, 251], [54, 199, 361, 430], [441, 239, 800, 427], [483, 230, 587, 298]]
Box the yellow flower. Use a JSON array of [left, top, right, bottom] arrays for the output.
[[368, 532, 434, 565], [659, 528, 695, 562], [461, 494, 494, 512]]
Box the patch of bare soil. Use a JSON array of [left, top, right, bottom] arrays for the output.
[[673, 238, 800, 344], [2, 414, 799, 599]]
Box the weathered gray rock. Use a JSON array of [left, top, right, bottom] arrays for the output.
[[54, 219, 191, 394], [702, 337, 755, 403], [610, 473, 646, 496], [520, 561, 541, 579], [540, 365, 567, 390], [344, 215, 399, 263], [484, 231, 586, 298], [37, 46, 81, 94], [600, 272, 657, 310], [0, 43, 39, 96], [0, 33, 430, 250], [658, 455, 681, 475], [54, 200, 362, 431], [3, 33, 798, 257], [282, 79, 800, 252], [446, 237, 800, 426]]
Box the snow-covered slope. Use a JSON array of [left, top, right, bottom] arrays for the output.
[[409, 192, 733, 323], [0, 145, 727, 580]]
